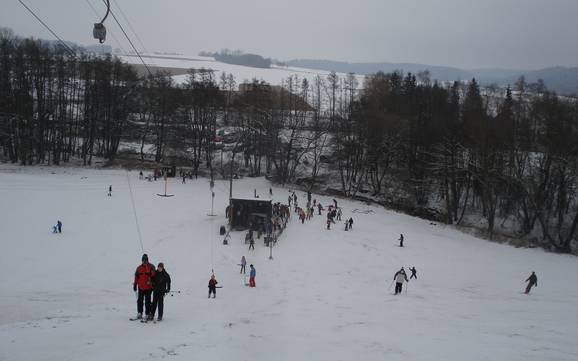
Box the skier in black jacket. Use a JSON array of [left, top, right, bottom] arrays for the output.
[[151, 262, 171, 321], [524, 272, 537, 294], [409, 266, 417, 279]]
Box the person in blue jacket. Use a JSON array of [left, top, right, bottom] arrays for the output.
[[249, 264, 256, 287]]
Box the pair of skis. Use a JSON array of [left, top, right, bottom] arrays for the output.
[[129, 316, 161, 323]]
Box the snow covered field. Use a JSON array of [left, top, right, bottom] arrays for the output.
[[0, 166, 577, 361], [120, 54, 366, 87]]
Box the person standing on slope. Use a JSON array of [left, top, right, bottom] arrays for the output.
[[108, 185, 112, 197], [133, 254, 156, 320], [393, 268, 408, 295], [398, 234, 404, 247], [56, 220, 62, 233], [208, 274, 218, 298], [240, 256, 247, 274], [249, 264, 256, 287], [348, 217, 353, 230], [151, 262, 171, 321], [524, 272, 538, 294]]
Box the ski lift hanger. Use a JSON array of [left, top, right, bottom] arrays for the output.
[[93, 0, 110, 43]]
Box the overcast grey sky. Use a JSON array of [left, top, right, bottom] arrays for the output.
[[2, 0, 578, 69]]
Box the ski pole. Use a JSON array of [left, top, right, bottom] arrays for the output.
[[388, 280, 394, 290]]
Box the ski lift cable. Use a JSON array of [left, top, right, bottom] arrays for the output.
[[209, 173, 215, 275], [126, 171, 145, 253], [99, 0, 154, 77], [210, 214, 215, 275], [16, 0, 76, 57], [110, 0, 151, 57], [97, 0, 110, 24], [84, 0, 128, 54]]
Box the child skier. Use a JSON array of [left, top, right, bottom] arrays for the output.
[[249, 264, 256, 287], [208, 274, 218, 298], [240, 256, 247, 274], [410, 266, 417, 279]]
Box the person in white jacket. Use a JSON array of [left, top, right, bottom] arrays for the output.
[[393, 268, 408, 295]]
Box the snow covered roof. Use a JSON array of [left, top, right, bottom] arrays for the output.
[[230, 197, 272, 202]]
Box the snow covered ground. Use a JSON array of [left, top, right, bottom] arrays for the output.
[[0, 166, 577, 361], [120, 53, 365, 87]]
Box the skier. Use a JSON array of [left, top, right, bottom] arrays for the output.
[[139, 171, 143, 180], [151, 262, 171, 321], [269, 187, 273, 196], [182, 175, 186, 184], [410, 266, 417, 279], [337, 208, 342, 221], [133, 254, 156, 320], [326, 218, 331, 230], [524, 272, 538, 294], [393, 268, 408, 295], [348, 217, 353, 230], [240, 256, 247, 274], [318, 203, 323, 215], [52, 224, 58, 233], [249, 264, 256, 287], [333, 199, 338, 208], [399, 234, 404, 247], [56, 220, 62, 233], [208, 274, 218, 298], [307, 191, 312, 204], [108, 185, 112, 197], [288, 196, 292, 207], [248, 235, 255, 251], [344, 221, 349, 231]]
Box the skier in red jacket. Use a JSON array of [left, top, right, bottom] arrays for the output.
[[133, 254, 156, 320]]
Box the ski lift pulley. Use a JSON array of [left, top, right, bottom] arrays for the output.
[[92, 0, 111, 44]]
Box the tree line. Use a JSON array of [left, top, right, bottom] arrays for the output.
[[1, 33, 576, 252]]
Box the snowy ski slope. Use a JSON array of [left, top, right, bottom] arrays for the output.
[[0, 166, 576, 361]]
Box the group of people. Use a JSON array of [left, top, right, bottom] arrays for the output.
[[130, 187, 541, 322], [51, 220, 62, 233], [133, 254, 171, 322], [287, 191, 356, 232], [239, 256, 257, 287]]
